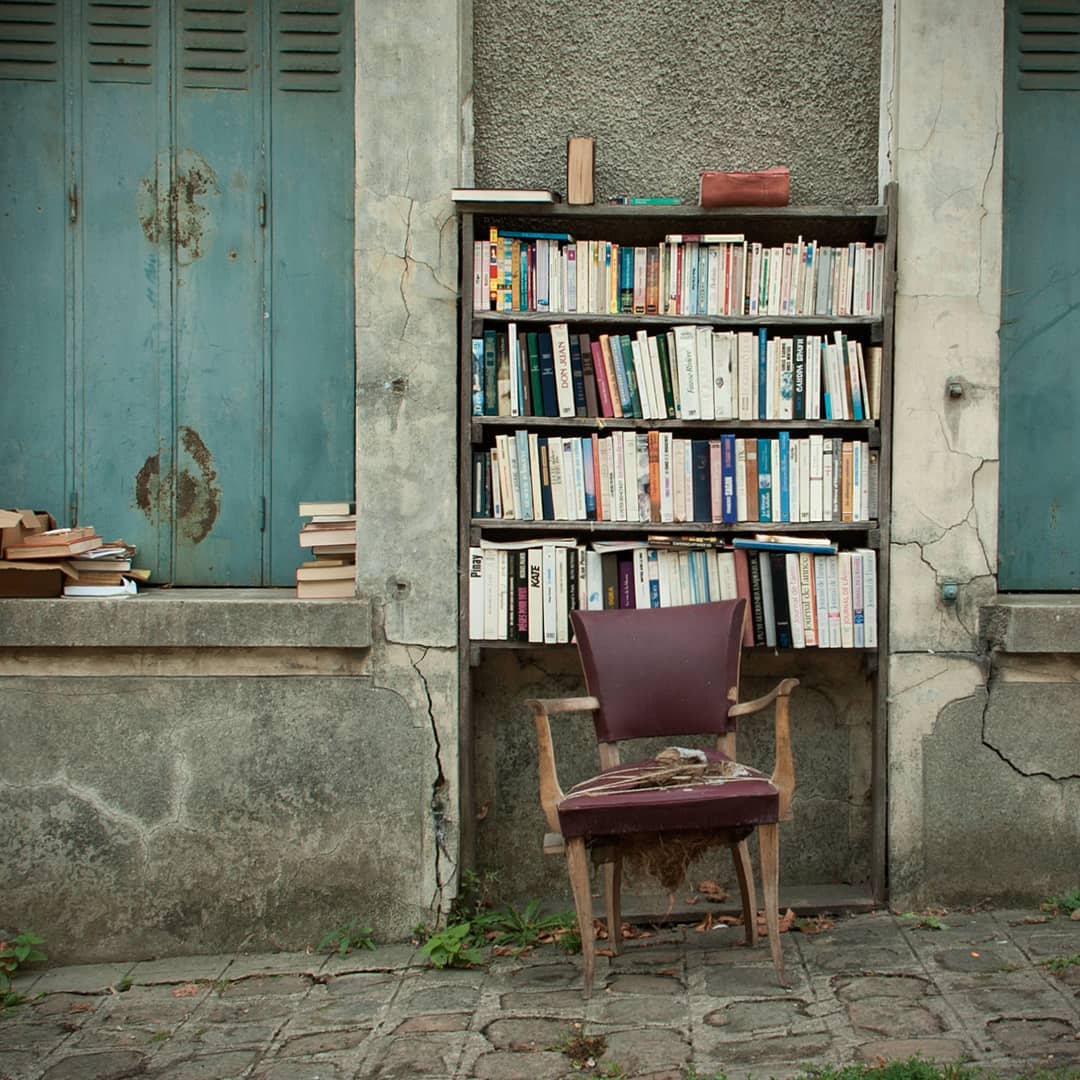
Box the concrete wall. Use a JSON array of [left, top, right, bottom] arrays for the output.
[[886, 0, 1080, 907], [469, 0, 883, 899]]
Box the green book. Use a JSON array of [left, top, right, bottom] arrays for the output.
[[483, 329, 498, 416], [655, 331, 676, 419], [525, 332, 543, 417], [618, 333, 643, 419]]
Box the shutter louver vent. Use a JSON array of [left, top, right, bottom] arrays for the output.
[[86, 0, 154, 84], [0, 0, 59, 82], [276, 2, 344, 93], [182, 1, 251, 91], [1019, 3, 1080, 90]]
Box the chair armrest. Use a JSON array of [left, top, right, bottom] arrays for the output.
[[523, 697, 600, 834], [729, 678, 799, 822]]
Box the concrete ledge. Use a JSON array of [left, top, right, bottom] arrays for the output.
[[0, 589, 373, 649], [981, 594, 1080, 653]]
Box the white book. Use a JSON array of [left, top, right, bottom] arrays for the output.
[[806, 335, 821, 420], [468, 546, 485, 639], [621, 431, 638, 523], [677, 551, 692, 607], [813, 554, 830, 648], [659, 431, 674, 523], [612, 433, 627, 522], [570, 437, 588, 521], [527, 547, 544, 642], [647, 550, 661, 607], [549, 322, 576, 417], [778, 338, 794, 420], [496, 549, 510, 640], [851, 546, 865, 648], [824, 555, 842, 647], [788, 439, 800, 527], [704, 548, 721, 603], [666, 330, 681, 415], [798, 437, 812, 522], [629, 336, 655, 418], [489, 447, 502, 520], [657, 549, 674, 607], [767, 246, 784, 315], [785, 552, 805, 648], [542, 545, 558, 643], [821, 440, 834, 522], [852, 441, 863, 523], [528, 433, 543, 522], [809, 434, 824, 521], [505, 434, 521, 519], [737, 331, 756, 420], [706, 244, 721, 314], [759, 551, 776, 647], [672, 438, 688, 523], [548, 438, 567, 520], [585, 549, 603, 611], [598, 436, 614, 521], [837, 551, 854, 648], [799, 551, 817, 647], [633, 547, 651, 608], [716, 550, 738, 600], [644, 331, 665, 420], [696, 325, 715, 420], [673, 325, 700, 419], [735, 438, 748, 521], [872, 241, 885, 317], [635, 433, 651, 523], [554, 546, 569, 644], [682, 439, 695, 522], [712, 331, 735, 420], [859, 548, 878, 648], [860, 441, 871, 522], [765, 338, 777, 419]]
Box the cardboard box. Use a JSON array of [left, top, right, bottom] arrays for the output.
[[0, 509, 57, 558], [0, 559, 76, 598]]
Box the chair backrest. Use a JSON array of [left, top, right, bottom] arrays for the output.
[[571, 599, 747, 744]]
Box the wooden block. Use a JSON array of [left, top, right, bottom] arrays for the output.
[[567, 136, 595, 205]]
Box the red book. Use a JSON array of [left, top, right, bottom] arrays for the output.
[[732, 548, 755, 647], [592, 338, 615, 418]]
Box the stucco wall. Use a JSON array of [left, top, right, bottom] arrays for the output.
[[887, 0, 1080, 907]]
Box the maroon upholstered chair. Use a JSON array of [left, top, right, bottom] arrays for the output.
[[526, 599, 798, 996]]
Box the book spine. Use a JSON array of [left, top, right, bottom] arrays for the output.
[[569, 334, 587, 416], [720, 433, 737, 523], [550, 323, 576, 418], [746, 552, 767, 646]]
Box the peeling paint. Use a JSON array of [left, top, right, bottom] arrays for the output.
[[136, 149, 220, 264], [132, 428, 220, 544]]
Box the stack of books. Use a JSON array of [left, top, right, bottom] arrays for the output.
[[297, 501, 356, 598], [1, 526, 144, 598]]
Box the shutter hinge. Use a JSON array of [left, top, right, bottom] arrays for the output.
[[258, 191, 266, 228], [68, 184, 78, 224], [260, 496, 267, 532], [69, 491, 78, 526]]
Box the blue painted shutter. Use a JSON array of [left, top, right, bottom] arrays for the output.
[[1000, 1, 1080, 589]]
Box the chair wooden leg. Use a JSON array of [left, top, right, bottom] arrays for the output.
[[731, 839, 758, 946], [758, 823, 788, 986], [604, 854, 623, 955], [565, 837, 595, 996]]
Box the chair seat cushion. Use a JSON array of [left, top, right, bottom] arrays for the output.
[[557, 751, 779, 839]]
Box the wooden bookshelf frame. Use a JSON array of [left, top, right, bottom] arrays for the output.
[[456, 186, 897, 902]]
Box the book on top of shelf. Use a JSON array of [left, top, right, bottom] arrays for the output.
[[452, 188, 562, 204]]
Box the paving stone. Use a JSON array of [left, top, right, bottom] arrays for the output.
[[216, 973, 314, 997], [29, 993, 109, 1019], [800, 945, 916, 973], [0, 1049, 39, 1077], [469, 1049, 570, 1079], [606, 973, 683, 995], [29, 965, 134, 996], [704, 965, 804, 997], [963, 983, 1073, 1016], [366, 1032, 464, 1078], [154, 1017, 283, 1052], [831, 973, 931, 1000], [251, 1060, 351, 1080], [609, 946, 685, 967], [278, 1025, 372, 1053], [598, 1027, 690, 1074], [704, 998, 809, 1032], [504, 963, 581, 990], [39, 1049, 148, 1080], [394, 1013, 470, 1034], [933, 947, 1018, 973], [282, 995, 387, 1028], [396, 985, 480, 1014], [847, 999, 944, 1037], [1017, 928, 1080, 957], [498, 988, 588, 1014], [146, 1049, 258, 1078], [225, 954, 325, 979], [192, 994, 297, 1025], [127, 956, 233, 986], [482, 1016, 576, 1052], [856, 1037, 968, 1062], [592, 994, 687, 1025], [0, 1019, 78, 1052], [321, 943, 419, 973], [987, 1016, 1080, 1060], [697, 1031, 831, 1065]]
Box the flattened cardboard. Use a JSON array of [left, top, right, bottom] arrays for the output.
[[0, 509, 57, 557], [0, 558, 77, 599]]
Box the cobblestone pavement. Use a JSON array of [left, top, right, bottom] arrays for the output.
[[1, 909, 1078, 1079]]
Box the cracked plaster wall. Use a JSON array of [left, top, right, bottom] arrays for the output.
[[888, 0, 1078, 907]]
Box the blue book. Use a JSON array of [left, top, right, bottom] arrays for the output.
[[498, 230, 573, 241], [691, 439, 712, 523], [697, 246, 708, 314], [720, 433, 737, 523], [758, 328, 769, 420], [471, 338, 485, 416], [647, 549, 661, 607], [778, 431, 791, 523], [732, 538, 838, 554], [569, 334, 588, 416], [581, 437, 597, 520], [619, 246, 634, 313], [757, 437, 773, 522], [515, 429, 533, 520], [607, 335, 633, 416], [538, 332, 559, 417]]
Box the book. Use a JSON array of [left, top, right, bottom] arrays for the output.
[[297, 562, 357, 582], [6, 535, 103, 559], [19, 526, 96, 546], [63, 579, 138, 598], [296, 578, 355, 599], [451, 187, 561, 203], [567, 136, 595, 205], [68, 555, 133, 572]]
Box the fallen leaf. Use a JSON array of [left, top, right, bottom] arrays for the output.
[[757, 909, 797, 936], [475, 801, 490, 822], [970, 951, 980, 958], [595, 948, 616, 958], [492, 945, 518, 957], [659, 967, 680, 976], [694, 913, 715, 933], [699, 880, 729, 902], [68, 1003, 95, 1013], [796, 916, 835, 935], [1009, 916, 1049, 926], [685, 896, 699, 905], [172, 984, 201, 998], [1071, 909, 1080, 922]]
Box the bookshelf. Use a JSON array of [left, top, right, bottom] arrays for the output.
[[456, 187, 896, 899]]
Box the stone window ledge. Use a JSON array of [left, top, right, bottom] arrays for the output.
[[0, 590, 372, 649], [980, 594, 1080, 654]]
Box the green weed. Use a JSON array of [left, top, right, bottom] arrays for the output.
[[480, 899, 579, 954], [1041, 888, 1080, 917], [419, 921, 485, 969], [900, 911, 948, 931], [317, 918, 376, 958], [1041, 953, 1080, 975], [0, 932, 46, 1009]]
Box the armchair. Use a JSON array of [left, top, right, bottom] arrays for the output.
[[526, 598, 798, 997]]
